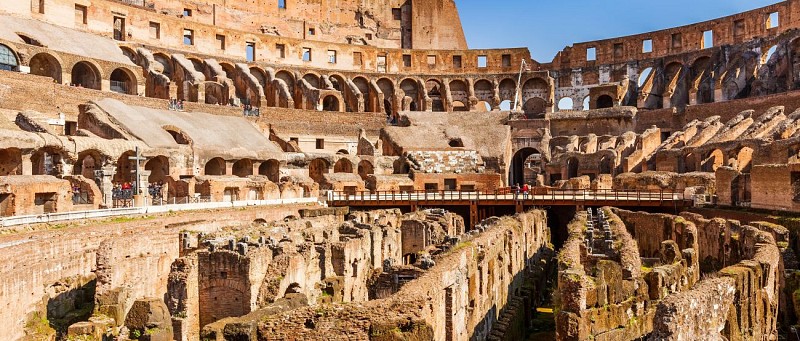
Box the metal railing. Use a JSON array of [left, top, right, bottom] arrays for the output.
[[328, 188, 689, 204]]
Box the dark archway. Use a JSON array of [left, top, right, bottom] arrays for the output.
[[32, 148, 63, 176], [596, 95, 614, 109], [29, 53, 61, 83], [357, 160, 374, 180], [110, 68, 136, 95], [334, 158, 353, 173], [232, 159, 253, 177], [599, 155, 613, 174], [510, 148, 542, 186], [145, 155, 170, 183], [566, 157, 579, 179], [258, 159, 280, 182], [71, 61, 101, 89], [309, 158, 330, 182], [204, 157, 226, 175], [322, 95, 340, 111]]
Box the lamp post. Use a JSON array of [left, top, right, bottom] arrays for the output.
[[512, 59, 528, 111]]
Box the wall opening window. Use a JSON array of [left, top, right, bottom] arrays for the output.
[[276, 44, 285, 58], [74, 5, 87, 25], [671, 33, 682, 48], [0, 44, 19, 72], [477, 55, 487, 68], [734, 19, 745, 37], [377, 55, 387, 73], [702, 30, 713, 49], [302, 48, 311, 62], [307, 28, 315, 36], [613, 43, 623, 58], [642, 39, 652, 53], [327, 50, 336, 64], [183, 8, 192, 17], [586, 47, 596, 61], [353, 52, 362, 66], [216, 35, 226, 50], [315, 139, 324, 149], [246, 42, 256, 62], [427, 55, 436, 66], [278, 0, 286, 9], [113, 17, 126, 41], [767, 12, 779, 29], [37, 0, 45, 14], [149, 22, 160, 39], [453, 55, 462, 68], [403, 54, 411, 67], [392, 8, 401, 20], [183, 29, 194, 46], [502, 54, 511, 67]]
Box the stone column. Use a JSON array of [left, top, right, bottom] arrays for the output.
[[99, 166, 116, 207], [21, 153, 33, 176]]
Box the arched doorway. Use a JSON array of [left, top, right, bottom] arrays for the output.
[[322, 95, 340, 111], [400, 78, 419, 111], [353, 77, 372, 112], [566, 157, 579, 179], [29, 53, 61, 83], [426, 79, 445, 111], [599, 155, 614, 174], [0, 44, 19, 71], [596, 95, 614, 109], [357, 160, 374, 180], [509, 148, 542, 186], [74, 150, 103, 179], [114, 151, 135, 183], [232, 159, 253, 177], [334, 158, 353, 173], [258, 159, 280, 182], [71, 61, 101, 89], [110, 68, 136, 95], [204, 157, 226, 175], [736, 147, 754, 172], [309, 158, 330, 182], [31, 148, 63, 176], [523, 97, 547, 116], [145, 155, 170, 183], [377, 78, 394, 117], [701, 149, 724, 172]]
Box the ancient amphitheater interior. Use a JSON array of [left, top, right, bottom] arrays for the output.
[[2, 0, 800, 340]]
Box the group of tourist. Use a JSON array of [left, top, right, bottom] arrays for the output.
[[512, 183, 532, 199], [148, 181, 166, 200], [168, 98, 185, 111], [112, 182, 135, 200], [242, 104, 260, 117]]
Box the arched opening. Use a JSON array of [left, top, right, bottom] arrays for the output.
[[0, 148, 23, 176], [474, 79, 494, 105], [599, 155, 614, 174], [322, 95, 340, 111], [29, 53, 62, 83], [596, 95, 614, 109], [276, 70, 295, 89], [31, 148, 63, 176], [499, 100, 512, 111], [522, 78, 549, 107], [188, 58, 205, 74], [114, 151, 135, 183], [582, 96, 590, 110], [701, 149, 724, 172], [691, 57, 714, 104], [258, 159, 280, 182], [204, 157, 226, 175], [426, 79, 445, 111], [70, 61, 101, 89], [74, 150, 102, 179], [476, 101, 491, 112], [357, 160, 374, 180], [736, 147, 754, 172], [638, 67, 653, 87], [309, 158, 330, 182], [302, 73, 320, 89], [763, 45, 778, 64], [448, 138, 464, 148], [145, 155, 170, 183], [110, 68, 136, 94], [377, 78, 395, 117], [250, 67, 268, 88], [334, 158, 353, 173], [164, 127, 191, 145], [353, 77, 372, 112], [153, 53, 172, 78], [509, 148, 542, 186], [449, 80, 469, 110], [452, 100, 467, 111], [499, 78, 516, 102], [523, 97, 547, 116], [232, 159, 253, 177], [337, 149, 349, 155], [566, 157, 579, 179], [400, 79, 419, 111], [557, 97, 574, 111], [0, 44, 19, 71]]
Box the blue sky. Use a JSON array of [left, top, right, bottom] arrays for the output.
[[457, 0, 779, 62]]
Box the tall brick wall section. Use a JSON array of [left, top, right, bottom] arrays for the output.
[[0, 204, 310, 341]]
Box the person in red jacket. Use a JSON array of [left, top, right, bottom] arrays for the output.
[[522, 183, 530, 199]]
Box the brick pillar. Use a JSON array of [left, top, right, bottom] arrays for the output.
[[21, 153, 32, 175], [99, 166, 116, 207]]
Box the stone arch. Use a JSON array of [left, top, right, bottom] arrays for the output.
[[275, 70, 295, 89], [114, 150, 135, 183], [566, 157, 579, 179], [426, 79, 445, 111], [187, 57, 205, 74], [70, 61, 102, 89], [334, 158, 353, 173], [28, 52, 62, 83], [523, 97, 547, 116], [557, 97, 574, 111], [110, 67, 137, 95], [232, 159, 253, 177], [119, 46, 138, 64], [701, 149, 724, 172], [163, 126, 192, 145], [302, 73, 320, 89], [0, 148, 23, 176], [74, 149, 103, 179], [377, 78, 395, 116], [522, 78, 549, 102], [474, 79, 494, 103], [219, 62, 236, 79], [0, 44, 19, 71], [153, 53, 173, 78], [204, 157, 226, 175], [510, 147, 542, 186], [691, 56, 714, 104], [582, 96, 590, 110], [31, 147, 64, 176], [357, 160, 374, 180], [259, 159, 280, 182], [449, 80, 469, 107], [145, 155, 170, 182], [452, 100, 467, 111], [638, 67, 653, 87], [499, 78, 516, 102], [599, 155, 614, 174], [735, 146, 754, 172], [400, 78, 420, 111], [250, 67, 268, 88], [322, 95, 340, 112], [309, 158, 330, 182], [329, 74, 346, 92], [596, 95, 614, 109], [353, 76, 372, 111]]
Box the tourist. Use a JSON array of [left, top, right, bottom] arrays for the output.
[[513, 183, 520, 200], [522, 183, 529, 199]]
